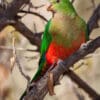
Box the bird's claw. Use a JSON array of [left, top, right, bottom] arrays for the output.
[[57, 59, 67, 71], [57, 59, 64, 65], [80, 43, 88, 49]]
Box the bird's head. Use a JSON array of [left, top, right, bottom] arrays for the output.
[[47, 0, 76, 17], [47, 0, 71, 12]]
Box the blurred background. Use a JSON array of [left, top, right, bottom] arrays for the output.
[[0, 0, 100, 100]]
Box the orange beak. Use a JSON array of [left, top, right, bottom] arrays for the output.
[[47, 4, 53, 11]]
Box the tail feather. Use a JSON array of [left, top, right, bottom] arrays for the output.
[[20, 55, 46, 100]]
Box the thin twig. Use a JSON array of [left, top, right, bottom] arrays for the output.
[[72, 86, 85, 100], [24, 55, 39, 61], [33, 23, 37, 33], [10, 35, 16, 71], [10, 30, 31, 83], [0, 0, 30, 31], [71, 0, 75, 3], [32, 4, 45, 9], [16, 56, 30, 82], [19, 10, 48, 22], [0, 45, 38, 52], [12, 21, 42, 49], [66, 69, 99, 99], [91, 0, 95, 8], [87, 4, 100, 34]]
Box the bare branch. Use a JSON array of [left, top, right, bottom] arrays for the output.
[[22, 36, 100, 100], [66, 69, 99, 99], [71, 0, 75, 4], [11, 21, 42, 49], [31, 4, 45, 9], [0, 0, 30, 31], [87, 4, 100, 34], [91, 0, 95, 8], [10, 35, 16, 71], [0, 45, 38, 52], [19, 10, 48, 22], [16, 56, 30, 83], [4, 0, 29, 18]]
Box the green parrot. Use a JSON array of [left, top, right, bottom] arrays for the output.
[[20, 0, 89, 99]]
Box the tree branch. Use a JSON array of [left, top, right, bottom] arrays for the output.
[[4, 0, 29, 18], [19, 10, 48, 22], [66, 69, 100, 99], [0, 0, 30, 31], [12, 21, 42, 48], [23, 36, 100, 100], [87, 4, 100, 34], [0, 0, 43, 50]]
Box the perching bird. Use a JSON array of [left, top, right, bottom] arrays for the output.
[[20, 0, 89, 99]]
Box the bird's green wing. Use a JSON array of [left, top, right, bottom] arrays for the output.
[[32, 20, 52, 81], [40, 20, 52, 56]]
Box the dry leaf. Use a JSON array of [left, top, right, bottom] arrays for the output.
[[47, 72, 55, 95]]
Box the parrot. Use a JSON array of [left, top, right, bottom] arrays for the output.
[[20, 0, 89, 99]]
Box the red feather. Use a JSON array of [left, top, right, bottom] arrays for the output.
[[46, 32, 85, 65]]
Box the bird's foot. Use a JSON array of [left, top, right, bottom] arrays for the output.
[[57, 59, 67, 71], [80, 42, 89, 49], [57, 59, 64, 65], [80, 43, 87, 48]]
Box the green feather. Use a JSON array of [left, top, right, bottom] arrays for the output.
[[31, 20, 52, 81], [50, 0, 76, 17], [40, 20, 52, 55], [49, 0, 89, 46]]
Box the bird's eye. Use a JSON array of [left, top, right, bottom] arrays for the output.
[[56, 0, 60, 3]]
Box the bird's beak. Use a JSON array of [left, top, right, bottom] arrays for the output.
[[47, 4, 53, 11]]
